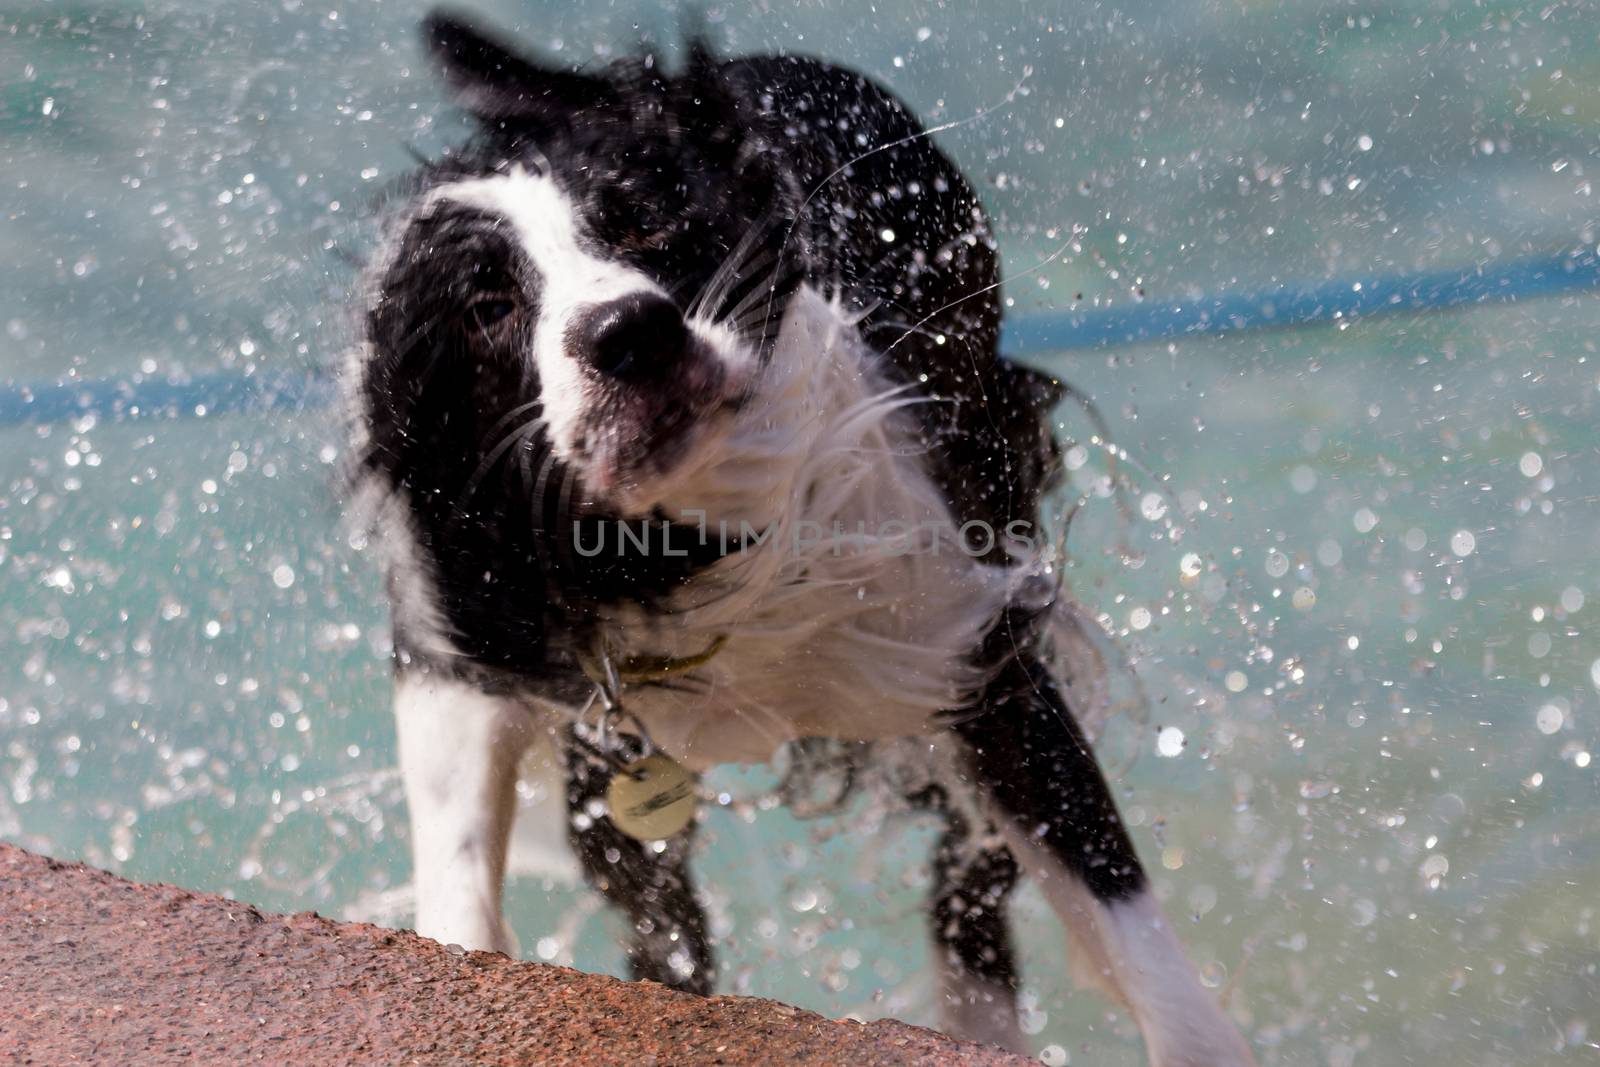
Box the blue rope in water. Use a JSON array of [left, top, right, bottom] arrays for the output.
[[2, 247, 1596, 428], [1003, 246, 1600, 353]]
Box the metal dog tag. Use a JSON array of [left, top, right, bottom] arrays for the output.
[[606, 755, 698, 841]]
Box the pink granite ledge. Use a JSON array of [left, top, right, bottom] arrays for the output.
[[0, 843, 1033, 1065]]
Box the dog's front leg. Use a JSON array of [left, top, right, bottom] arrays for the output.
[[910, 783, 1028, 1053], [395, 669, 534, 955], [564, 728, 714, 995], [952, 653, 1257, 1067]]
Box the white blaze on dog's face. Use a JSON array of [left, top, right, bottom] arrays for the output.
[[422, 168, 761, 515]]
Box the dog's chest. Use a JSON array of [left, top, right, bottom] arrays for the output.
[[595, 290, 1017, 769]]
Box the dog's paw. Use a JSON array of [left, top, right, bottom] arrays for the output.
[[415, 909, 518, 957]]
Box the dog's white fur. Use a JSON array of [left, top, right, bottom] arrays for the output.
[[605, 283, 1027, 768], [373, 169, 1253, 1064], [989, 798, 1255, 1065], [395, 671, 532, 954]]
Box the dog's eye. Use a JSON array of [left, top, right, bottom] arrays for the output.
[[464, 296, 517, 337]]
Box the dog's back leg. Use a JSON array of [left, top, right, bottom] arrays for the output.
[[910, 784, 1027, 1052], [565, 729, 714, 995], [951, 653, 1257, 1067], [395, 670, 535, 955]]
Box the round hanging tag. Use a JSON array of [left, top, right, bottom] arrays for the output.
[[606, 755, 698, 841]]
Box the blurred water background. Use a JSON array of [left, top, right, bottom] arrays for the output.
[[3, 1, 1599, 1062]]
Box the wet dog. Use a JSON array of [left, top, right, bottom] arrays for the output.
[[344, 11, 1255, 1063]]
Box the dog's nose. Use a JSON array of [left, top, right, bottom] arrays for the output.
[[572, 293, 689, 381]]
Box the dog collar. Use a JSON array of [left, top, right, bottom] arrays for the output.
[[575, 633, 727, 842], [611, 634, 729, 684]]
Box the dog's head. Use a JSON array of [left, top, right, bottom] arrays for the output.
[[358, 12, 800, 520]]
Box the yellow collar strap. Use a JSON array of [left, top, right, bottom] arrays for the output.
[[579, 633, 728, 700], [613, 634, 728, 683]]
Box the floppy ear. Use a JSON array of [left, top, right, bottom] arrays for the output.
[[422, 9, 618, 122]]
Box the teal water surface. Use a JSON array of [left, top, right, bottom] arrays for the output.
[[3, 1, 1598, 1063]]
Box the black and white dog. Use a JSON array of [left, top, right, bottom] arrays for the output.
[[346, 11, 1254, 1064]]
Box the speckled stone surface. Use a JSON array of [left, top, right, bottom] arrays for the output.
[[0, 843, 1032, 1065]]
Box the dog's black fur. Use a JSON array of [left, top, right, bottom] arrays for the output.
[[349, 13, 1252, 1063]]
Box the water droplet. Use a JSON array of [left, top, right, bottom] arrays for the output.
[[1519, 451, 1543, 477], [1156, 726, 1185, 757], [1450, 529, 1476, 557], [1536, 704, 1564, 735]]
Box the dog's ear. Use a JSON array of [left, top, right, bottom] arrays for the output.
[[675, 36, 747, 160], [422, 10, 618, 123]]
